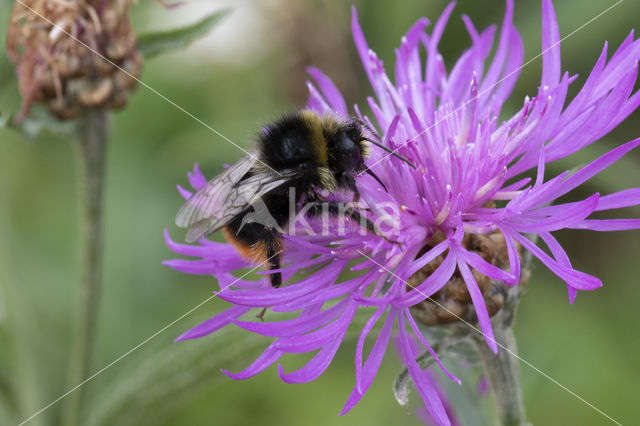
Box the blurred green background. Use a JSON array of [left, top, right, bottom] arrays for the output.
[[1, 0, 639, 425]]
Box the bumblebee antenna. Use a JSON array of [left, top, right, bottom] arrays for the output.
[[352, 117, 416, 169], [364, 168, 388, 191], [363, 138, 417, 169], [354, 118, 381, 139]]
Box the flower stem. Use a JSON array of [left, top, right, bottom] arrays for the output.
[[473, 290, 529, 426], [63, 110, 109, 426]]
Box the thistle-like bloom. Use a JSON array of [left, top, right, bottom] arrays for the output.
[[166, 1, 640, 424]]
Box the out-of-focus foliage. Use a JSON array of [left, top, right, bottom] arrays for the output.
[[0, 106, 77, 140], [1, 1, 639, 425], [138, 9, 231, 59]]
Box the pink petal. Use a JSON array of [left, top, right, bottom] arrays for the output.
[[569, 219, 640, 231], [176, 305, 251, 341], [541, 0, 561, 87], [397, 312, 451, 426], [187, 163, 207, 190], [341, 307, 395, 415], [307, 67, 348, 115], [595, 188, 640, 211], [461, 247, 516, 285], [406, 311, 461, 384], [234, 299, 348, 337], [222, 344, 283, 380], [276, 303, 357, 383], [511, 231, 602, 290], [397, 251, 457, 307], [457, 257, 498, 354]]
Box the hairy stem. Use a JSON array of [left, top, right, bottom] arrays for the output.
[[63, 110, 108, 426], [473, 285, 529, 426]]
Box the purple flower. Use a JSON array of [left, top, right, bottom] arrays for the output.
[[166, 1, 640, 424]]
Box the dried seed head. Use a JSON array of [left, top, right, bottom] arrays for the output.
[[7, 0, 143, 121], [409, 230, 527, 327]]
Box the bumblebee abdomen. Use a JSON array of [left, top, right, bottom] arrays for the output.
[[223, 212, 284, 287], [222, 226, 265, 263]]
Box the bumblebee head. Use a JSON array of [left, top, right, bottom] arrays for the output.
[[329, 122, 368, 174], [303, 111, 414, 183]]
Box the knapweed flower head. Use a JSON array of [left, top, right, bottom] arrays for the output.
[[7, 0, 142, 120], [166, 1, 640, 424]]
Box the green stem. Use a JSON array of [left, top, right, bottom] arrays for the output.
[[63, 110, 109, 426], [473, 288, 529, 426]]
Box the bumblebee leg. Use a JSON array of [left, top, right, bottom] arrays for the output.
[[353, 187, 361, 203], [257, 307, 268, 320], [265, 235, 282, 288], [225, 217, 283, 288], [339, 173, 360, 203]]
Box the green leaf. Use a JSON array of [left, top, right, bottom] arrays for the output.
[[83, 316, 371, 426], [0, 177, 41, 426], [138, 9, 231, 59], [83, 328, 264, 426], [0, 107, 77, 141]]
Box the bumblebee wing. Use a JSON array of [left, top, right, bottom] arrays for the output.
[[176, 154, 258, 229], [176, 156, 299, 242], [183, 172, 296, 243]]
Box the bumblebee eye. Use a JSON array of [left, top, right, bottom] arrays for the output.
[[336, 131, 355, 150], [335, 132, 362, 171]]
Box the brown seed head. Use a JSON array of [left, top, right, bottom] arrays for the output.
[[7, 0, 142, 121]]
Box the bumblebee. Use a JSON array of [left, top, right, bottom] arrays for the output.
[[176, 110, 413, 287]]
